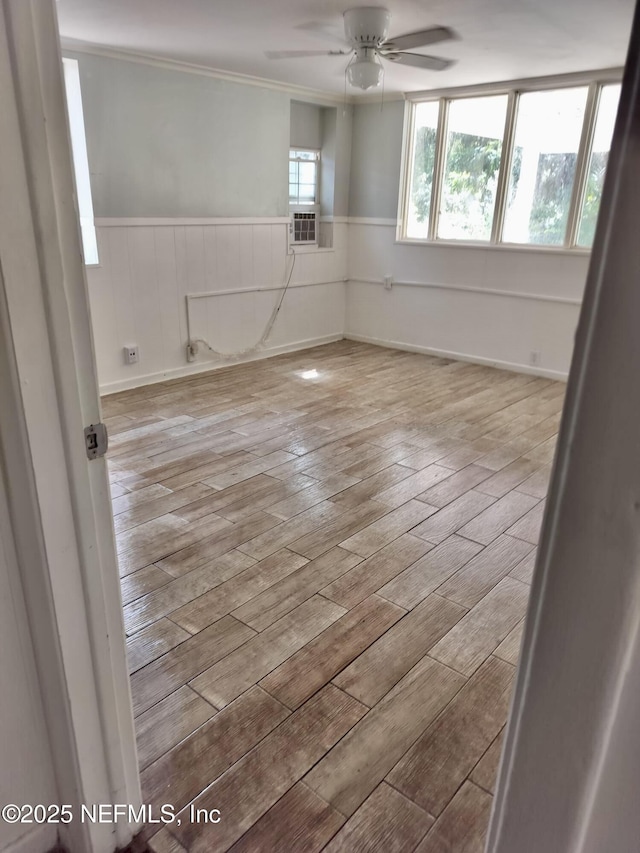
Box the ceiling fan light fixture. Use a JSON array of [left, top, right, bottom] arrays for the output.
[[343, 6, 391, 46], [347, 54, 383, 90]]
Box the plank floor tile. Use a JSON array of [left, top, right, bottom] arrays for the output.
[[107, 341, 562, 851], [120, 564, 173, 607], [169, 548, 308, 634], [141, 686, 289, 812], [228, 783, 345, 853], [172, 685, 366, 852], [509, 548, 538, 584], [190, 596, 346, 708], [506, 498, 547, 544], [457, 491, 539, 545], [387, 656, 515, 815], [288, 501, 389, 560], [123, 549, 257, 634], [231, 547, 361, 631], [435, 534, 533, 609], [430, 577, 530, 676], [334, 593, 467, 706], [126, 619, 191, 674], [494, 618, 525, 665], [304, 656, 466, 816], [373, 465, 453, 508], [130, 616, 255, 715], [474, 457, 542, 499], [259, 595, 404, 709], [339, 499, 438, 558], [323, 783, 433, 852], [470, 728, 506, 795], [416, 464, 494, 508], [379, 535, 483, 610], [411, 490, 497, 544], [321, 534, 433, 610], [135, 685, 216, 770], [329, 464, 415, 508], [415, 781, 493, 853]]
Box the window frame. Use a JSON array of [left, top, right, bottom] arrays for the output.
[[398, 68, 623, 253], [289, 147, 320, 209]]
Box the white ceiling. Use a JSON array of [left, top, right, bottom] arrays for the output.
[[56, 0, 635, 97]]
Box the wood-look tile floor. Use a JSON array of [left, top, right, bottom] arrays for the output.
[[104, 341, 563, 853]]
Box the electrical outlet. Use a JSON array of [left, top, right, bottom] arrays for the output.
[[530, 350, 541, 366], [384, 275, 393, 291], [124, 345, 139, 365]]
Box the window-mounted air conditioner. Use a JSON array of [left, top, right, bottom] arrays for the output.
[[289, 211, 317, 246]]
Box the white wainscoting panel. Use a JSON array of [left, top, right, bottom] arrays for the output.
[[87, 220, 348, 393], [346, 222, 590, 379]]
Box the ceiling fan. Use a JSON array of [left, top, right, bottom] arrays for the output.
[[266, 6, 457, 91]]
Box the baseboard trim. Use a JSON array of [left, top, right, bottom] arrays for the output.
[[344, 332, 569, 381], [100, 334, 344, 395]]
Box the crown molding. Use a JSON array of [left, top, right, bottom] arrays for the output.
[[61, 37, 359, 106]]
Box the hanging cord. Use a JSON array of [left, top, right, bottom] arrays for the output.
[[187, 248, 296, 363], [380, 55, 385, 112], [343, 53, 356, 115]]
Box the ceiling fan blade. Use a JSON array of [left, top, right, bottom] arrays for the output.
[[265, 50, 349, 60], [381, 26, 456, 52], [382, 52, 454, 71]]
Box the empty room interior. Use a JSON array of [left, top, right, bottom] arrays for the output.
[[2, 0, 639, 852]]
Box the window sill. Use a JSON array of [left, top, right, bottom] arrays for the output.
[[289, 246, 335, 255], [395, 237, 592, 256]]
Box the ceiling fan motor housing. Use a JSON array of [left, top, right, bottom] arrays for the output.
[[343, 7, 391, 47]]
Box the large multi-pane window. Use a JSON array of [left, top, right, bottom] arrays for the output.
[[577, 84, 622, 247], [401, 75, 621, 249], [503, 88, 588, 245], [406, 101, 439, 239], [438, 95, 508, 241]]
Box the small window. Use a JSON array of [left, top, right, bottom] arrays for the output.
[[576, 84, 621, 247], [62, 58, 99, 265], [289, 149, 319, 206], [437, 94, 508, 242], [503, 87, 588, 246]]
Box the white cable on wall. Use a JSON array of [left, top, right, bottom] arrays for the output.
[[186, 248, 296, 363]]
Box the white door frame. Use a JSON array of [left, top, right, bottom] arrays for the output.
[[0, 2, 139, 851], [488, 4, 640, 851]]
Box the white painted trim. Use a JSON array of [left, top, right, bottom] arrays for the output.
[[0, 4, 140, 851], [344, 333, 569, 381], [95, 216, 291, 227], [347, 219, 592, 254], [186, 279, 345, 300], [349, 277, 582, 306], [287, 245, 335, 255], [100, 334, 344, 395], [61, 38, 355, 105], [396, 237, 591, 256], [404, 66, 624, 102], [3, 825, 58, 853]]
